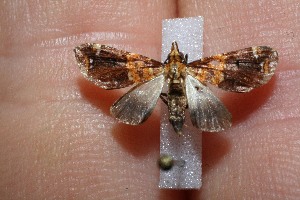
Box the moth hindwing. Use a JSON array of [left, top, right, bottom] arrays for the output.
[[74, 42, 278, 134]]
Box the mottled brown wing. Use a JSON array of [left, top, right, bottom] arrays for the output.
[[74, 43, 164, 89], [187, 46, 278, 92]]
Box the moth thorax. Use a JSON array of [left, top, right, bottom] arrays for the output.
[[168, 63, 184, 79]]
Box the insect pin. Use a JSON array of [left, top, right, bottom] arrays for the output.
[[74, 42, 278, 134]]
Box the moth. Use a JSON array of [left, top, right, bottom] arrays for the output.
[[74, 42, 278, 134]]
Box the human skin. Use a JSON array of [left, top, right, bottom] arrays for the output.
[[0, 0, 299, 199]]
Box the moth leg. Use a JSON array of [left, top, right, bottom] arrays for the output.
[[160, 93, 168, 105]]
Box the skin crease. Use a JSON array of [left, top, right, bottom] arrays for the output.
[[0, 0, 299, 199]]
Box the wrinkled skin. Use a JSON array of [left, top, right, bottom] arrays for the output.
[[0, 1, 299, 199]]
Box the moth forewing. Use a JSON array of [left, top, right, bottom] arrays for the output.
[[110, 75, 165, 125], [185, 75, 232, 132], [187, 46, 278, 93], [74, 43, 164, 90]]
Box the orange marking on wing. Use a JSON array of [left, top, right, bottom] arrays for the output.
[[263, 59, 270, 74], [207, 55, 226, 70], [124, 53, 164, 83], [126, 61, 160, 83], [195, 69, 207, 83], [211, 70, 224, 85], [127, 68, 141, 82], [84, 56, 90, 70], [190, 67, 224, 86], [142, 68, 154, 80]]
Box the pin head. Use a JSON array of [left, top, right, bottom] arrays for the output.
[[158, 155, 174, 171]]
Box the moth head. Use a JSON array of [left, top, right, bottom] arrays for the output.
[[166, 41, 186, 63]]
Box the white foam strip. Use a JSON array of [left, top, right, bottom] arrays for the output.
[[159, 16, 204, 189]]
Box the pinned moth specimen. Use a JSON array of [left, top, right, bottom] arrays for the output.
[[74, 42, 278, 134]]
